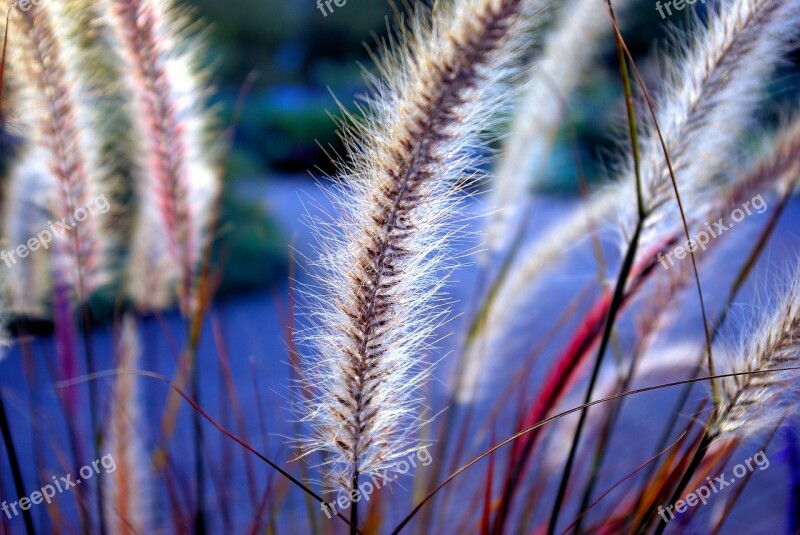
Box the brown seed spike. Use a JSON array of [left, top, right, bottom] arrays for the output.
[[298, 0, 550, 492]]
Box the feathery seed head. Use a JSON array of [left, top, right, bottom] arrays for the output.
[[298, 0, 550, 490], [10, 1, 110, 300], [104, 0, 219, 312], [627, 0, 800, 242], [714, 269, 800, 437]]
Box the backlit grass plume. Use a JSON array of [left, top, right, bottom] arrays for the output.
[[298, 0, 549, 495], [103, 315, 149, 534], [104, 0, 219, 312], [624, 0, 800, 242], [488, 0, 631, 253], [488, 0, 800, 344], [10, 1, 109, 301], [59, 0, 137, 257]]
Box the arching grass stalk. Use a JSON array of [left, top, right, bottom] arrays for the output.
[[544, 4, 645, 532], [389, 367, 800, 535], [645, 117, 800, 485]]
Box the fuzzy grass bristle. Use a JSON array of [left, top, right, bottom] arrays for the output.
[[11, 1, 109, 300], [104, 0, 219, 312], [713, 273, 800, 437], [298, 0, 550, 493], [488, 0, 632, 254]]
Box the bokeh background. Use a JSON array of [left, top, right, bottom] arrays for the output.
[[187, 0, 800, 298]]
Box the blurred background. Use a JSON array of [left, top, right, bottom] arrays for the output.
[[186, 0, 800, 299]]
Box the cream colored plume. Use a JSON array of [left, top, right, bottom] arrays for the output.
[[488, 0, 632, 254], [103, 315, 150, 534], [103, 0, 219, 312], [298, 0, 551, 493]]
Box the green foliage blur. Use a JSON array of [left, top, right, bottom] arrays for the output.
[[189, 0, 404, 175], [183, 0, 800, 295], [180, 1, 412, 295]]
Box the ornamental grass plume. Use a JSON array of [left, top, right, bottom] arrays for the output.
[[479, 0, 800, 359], [297, 0, 550, 498], [713, 272, 800, 437], [10, 1, 109, 301], [58, 0, 137, 253], [488, 0, 632, 254], [103, 315, 149, 535], [103, 0, 219, 313], [624, 0, 800, 241]]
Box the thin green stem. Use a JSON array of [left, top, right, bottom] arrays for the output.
[[545, 219, 643, 535], [546, 4, 643, 531]]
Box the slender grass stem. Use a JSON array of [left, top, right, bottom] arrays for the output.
[[650, 433, 714, 535], [351, 472, 359, 535], [545, 218, 643, 535], [20, 328, 48, 531], [0, 387, 35, 535], [611, 15, 718, 409], [545, 7, 643, 531], [80, 303, 106, 535], [190, 343, 206, 534]]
